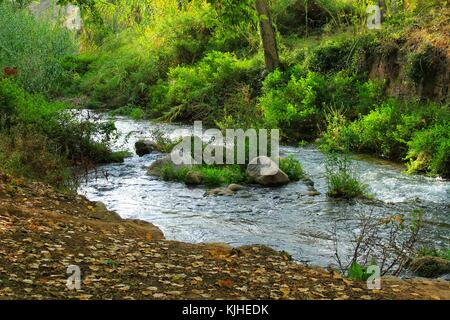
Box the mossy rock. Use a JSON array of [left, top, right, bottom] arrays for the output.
[[409, 256, 450, 278], [185, 171, 203, 186]]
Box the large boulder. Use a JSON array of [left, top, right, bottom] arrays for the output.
[[135, 140, 160, 157], [246, 156, 290, 187]]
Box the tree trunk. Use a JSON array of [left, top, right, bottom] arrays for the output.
[[377, 0, 387, 22], [255, 0, 280, 72]]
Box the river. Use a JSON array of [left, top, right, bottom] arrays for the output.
[[78, 114, 450, 268]]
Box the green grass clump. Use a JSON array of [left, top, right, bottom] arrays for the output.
[[160, 51, 262, 124], [160, 163, 246, 187], [325, 153, 368, 199], [279, 155, 304, 181], [110, 106, 145, 120], [406, 124, 449, 179]]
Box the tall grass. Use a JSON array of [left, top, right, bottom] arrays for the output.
[[0, 2, 77, 95]]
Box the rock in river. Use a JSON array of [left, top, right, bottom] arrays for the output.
[[185, 171, 203, 186], [135, 140, 160, 157], [246, 156, 290, 187]]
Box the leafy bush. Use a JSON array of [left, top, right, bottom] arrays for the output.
[[0, 79, 122, 189], [320, 98, 450, 177], [406, 124, 450, 178], [259, 63, 385, 142], [0, 127, 74, 189], [0, 2, 77, 95], [347, 261, 373, 281], [279, 155, 304, 181], [306, 38, 354, 73], [161, 51, 262, 123], [406, 44, 436, 86], [260, 70, 326, 140]]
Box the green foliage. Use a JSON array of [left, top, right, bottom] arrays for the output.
[[79, 2, 218, 108], [320, 98, 450, 177], [279, 155, 304, 181], [406, 123, 450, 178], [418, 247, 450, 261], [260, 70, 326, 139], [306, 38, 354, 73], [347, 261, 373, 281], [200, 165, 246, 186], [0, 79, 120, 189], [0, 2, 77, 95], [110, 105, 145, 120], [161, 51, 262, 123], [325, 152, 368, 199]]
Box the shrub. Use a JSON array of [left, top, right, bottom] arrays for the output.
[[320, 98, 450, 177], [0, 79, 121, 188], [259, 70, 326, 140], [306, 38, 355, 73], [417, 247, 450, 261], [279, 155, 304, 181], [406, 44, 436, 86], [162, 51, 262, 124], [406, 124, 450, 178], [0, 127, 74, 190]]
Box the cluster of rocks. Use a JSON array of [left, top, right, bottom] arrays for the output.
[[206, 184, 247, 197], [142, 139, 321, 196]]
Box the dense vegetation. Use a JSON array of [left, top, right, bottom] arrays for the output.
[[0, 1, 127, 189], [0, 0, 449, 191], [56, 0, 449, 179]]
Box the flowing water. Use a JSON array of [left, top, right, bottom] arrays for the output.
[[78, 114, 450, 268]]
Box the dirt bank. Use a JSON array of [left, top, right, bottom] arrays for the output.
[[0, 172, 448, 300]]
